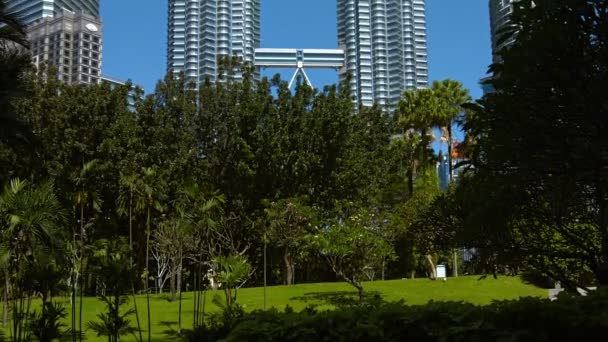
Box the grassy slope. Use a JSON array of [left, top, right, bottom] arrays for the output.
[[6, 276, 546, 342]]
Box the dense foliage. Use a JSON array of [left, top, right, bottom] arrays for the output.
[[430, 0, 608, 289], [186, 290, 608, 342]]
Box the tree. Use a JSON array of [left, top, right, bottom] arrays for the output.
[[212, 255, 252, 307], [321, 208, 395, 303], [153, 216, 191, 302], [0, 0, 32, 181], [431, 79, 471, 184], [86, 239, 137, 342], [453, 0, 608, 288], [398, 89, 440, 195], [0, 179, 65, 340], [266, 198, 316, 285]]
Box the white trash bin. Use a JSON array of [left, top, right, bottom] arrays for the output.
[[436, 264, 447, 281]]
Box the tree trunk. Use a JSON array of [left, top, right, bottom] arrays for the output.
[[170, 267, 176, 302], [426, 254, 437, 280], [407, 169, 414, 196], [597, 190, 608, 287], [283, 248, 293, 285], [177, 257, 182, 295], [129, 187, 133, 264], [3, 270, 8, 327], [381, 260, 386, 281], [79, 202, 85, 342], [447, 123, 453, 185], [355, 282, 364, 304], [145, 207, 151, 342], [224, 287, 232, 306], [410, 270, 416, 279]]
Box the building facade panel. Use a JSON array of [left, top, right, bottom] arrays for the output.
[[5, 0, 99, 26], [27, 10, 102, 85], [338, 0, 428, 109], [167, 0, 261, 86], [489, 0, 516, 63]]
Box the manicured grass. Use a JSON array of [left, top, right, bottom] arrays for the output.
[[5, 276, 546, 342]]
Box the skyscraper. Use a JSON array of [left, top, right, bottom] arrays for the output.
[[5, 0, 103, 85], [489, 0, 517, 63], [337, 0, 428, 108], [167, 0, 261, 85], [5, 0, 99, 26], [28, 10, 102, 85]]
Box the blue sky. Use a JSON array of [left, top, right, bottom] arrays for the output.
[[101, 0, 491, 100]]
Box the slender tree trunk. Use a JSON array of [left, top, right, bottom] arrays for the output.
[[447, 123, 454, 185], [263, 235, 267, 310], [79, 202, 84, 342], [410, 270, 416, 279], [170, 267, 176, 302], [177, 252, 182, 295], [178, 285, 183, 335], [145, 207, 151, 342], [129, 187, 133, 262], [3, 269, 8, 327], [597, 188, 608, 287], [355, 282, 364, 304], [426, 254, 437, 280], [407, 169, 414, 196], [283, 248, 293, 285], [224, 287, 232, 306]]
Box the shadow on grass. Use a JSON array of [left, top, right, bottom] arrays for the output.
[[290, 291, 386, 307], [158, 320, 184, 341]]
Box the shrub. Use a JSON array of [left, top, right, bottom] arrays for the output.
[[185, 290, 608, 341]]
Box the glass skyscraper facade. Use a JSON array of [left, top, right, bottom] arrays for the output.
[[489, 0, 516, 63], [5, 0, 99, 26], [167, 0, 261, 85], [337, 0, 428, 108]]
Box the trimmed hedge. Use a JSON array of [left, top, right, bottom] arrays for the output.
[[185, 291, 608, 341]]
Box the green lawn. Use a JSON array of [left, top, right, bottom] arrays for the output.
[[6, 276, 546, 342]]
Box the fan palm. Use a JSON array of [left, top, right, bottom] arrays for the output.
[[0, 178, 64, 338], [0, 0, 29, 49], [213, 255, 251, 306], [0, 0, 31, 144]]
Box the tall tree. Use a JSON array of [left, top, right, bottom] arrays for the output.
[[453, 0, 608, 288], [431, 79, 471, 184]]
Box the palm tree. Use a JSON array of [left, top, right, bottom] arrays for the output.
[[431, 79, 471, 184], [213, 255, 251, 306], [133, 167, 162, 342], [398, 88, 441, 194], [117, 173, 137, 260], [0, 0, 31, 144], [86, 239, 137, 342], [177, 183, 223, 329], [72, 160, 99, 342], [116, 173, 143, 342], [0, 178, 64, 340], [0, 1, 29, 49]]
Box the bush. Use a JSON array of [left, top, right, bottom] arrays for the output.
[[185, 290, 608, 341]]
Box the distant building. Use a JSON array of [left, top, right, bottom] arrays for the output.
[[5, 0, 100, 26], [27, 10, 102, 85], [489, 0, 517, 64], [166, 0, 261, 85], [482, 0, 518, 95], [337, 0, 429, 108], [100, 75, 141, 112], [437, 151, 449, 191]]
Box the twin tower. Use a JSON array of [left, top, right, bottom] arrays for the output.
[[167, 0, 428, 108]]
